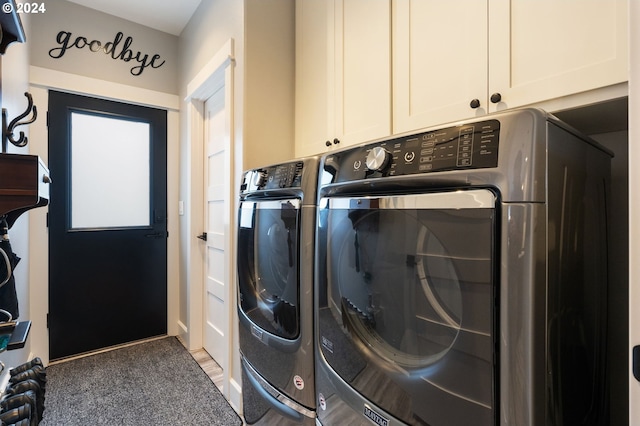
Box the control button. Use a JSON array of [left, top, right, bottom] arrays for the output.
[[354, 160, 362, 170], [404, 151, 416, 163], [365, 146, 391, 172]]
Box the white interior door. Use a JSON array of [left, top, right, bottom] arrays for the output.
[[203, 86, 229, 371]]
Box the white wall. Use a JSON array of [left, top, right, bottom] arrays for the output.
[[177, 0, 244, 340], [30, 0, 178, 94], [177, 0, 245, 412], [176, 0, 295, 413], [0, 13, 32, 381], [244, 0, 295, 170]]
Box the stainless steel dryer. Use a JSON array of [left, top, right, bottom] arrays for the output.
[[237, 156, 319, 425], [314, 109, 612, 426]]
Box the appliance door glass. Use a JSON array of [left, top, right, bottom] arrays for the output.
[[318, 189, 496, 425], [238, 198, 301, 339]]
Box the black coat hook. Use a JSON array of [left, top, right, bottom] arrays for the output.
[[2, 92, 38, 153]]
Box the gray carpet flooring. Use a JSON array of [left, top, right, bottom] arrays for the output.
[[40, 337, 242, 425]]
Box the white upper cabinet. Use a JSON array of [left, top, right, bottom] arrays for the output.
[[392, 0, 489, 133], [488, 0, 628, 113], [295, 0, 332, 158], [392, 0, 628, 133], [296, 0, 628, 156], [334, 0, 391, 147], [295, 0, 391, 157]]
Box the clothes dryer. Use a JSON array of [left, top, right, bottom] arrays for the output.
[[314, 109, 611, 426], [237, 156, 319, 425]]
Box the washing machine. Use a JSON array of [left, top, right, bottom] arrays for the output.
[[314, 109, 612, 426], [237, 156, 319, 425]]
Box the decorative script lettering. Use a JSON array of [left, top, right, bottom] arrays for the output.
[[48, 31, 166, 76]]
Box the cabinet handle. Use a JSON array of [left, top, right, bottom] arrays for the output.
[[490, 93, 502, 104], [325, 140, 332, 147], [469, 99, 481, 109], [333, 138, 340, 145]]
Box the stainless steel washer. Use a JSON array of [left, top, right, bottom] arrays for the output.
[[314, 109, 612, 426], [237, 156, 319, 425]]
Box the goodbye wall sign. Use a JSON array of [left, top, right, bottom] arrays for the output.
[[48, 31, 166, 76]]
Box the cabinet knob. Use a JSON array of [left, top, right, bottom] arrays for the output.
[[469, 99, 481, 109], [490, 93, 502, 104], [333, 138, 340, 145], [325, 140, 332, 147]]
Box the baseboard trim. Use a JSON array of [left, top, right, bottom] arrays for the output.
[[229, 377, 243, 416], [48, 335, 168, 365]]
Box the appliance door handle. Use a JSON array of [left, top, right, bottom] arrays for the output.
[[634, 346, 640, 382], [241, 361, 304, 422]]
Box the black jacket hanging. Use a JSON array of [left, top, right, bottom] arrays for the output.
[[0, 219, 20, 319]]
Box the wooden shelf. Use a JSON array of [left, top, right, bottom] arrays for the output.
[[0, 154, 50, 228], [0, 0, 26, 55]]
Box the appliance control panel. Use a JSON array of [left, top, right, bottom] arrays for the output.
[[240, 161, 304, 192], [324, 120, 500, 183]]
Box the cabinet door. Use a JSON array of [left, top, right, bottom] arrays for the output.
[[334, 0, 391, 146], [393, 0, 488, 133], [295, 0, 332, 158], [488, 0, 628, 112]]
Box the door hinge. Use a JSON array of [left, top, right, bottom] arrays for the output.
[[46, 313, 49, 329]]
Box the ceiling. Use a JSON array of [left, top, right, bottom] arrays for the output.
[[66, 0, 202, 36]]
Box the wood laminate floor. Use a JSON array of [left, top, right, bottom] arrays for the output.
[[189, 347, 224, 392]]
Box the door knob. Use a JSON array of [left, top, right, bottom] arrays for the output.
[[197, 232, 207, 241]]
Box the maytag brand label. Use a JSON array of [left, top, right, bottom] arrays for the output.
[[251, 325, 264, 341], [364, 405, 389, 426], [321, 336, 334, 353]]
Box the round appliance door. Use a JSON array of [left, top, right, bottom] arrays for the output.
[[238, 198, 301, 339], [317, 189, 496, 425]]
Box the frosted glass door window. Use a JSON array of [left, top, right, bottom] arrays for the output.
[[71, 112, 151, 229]]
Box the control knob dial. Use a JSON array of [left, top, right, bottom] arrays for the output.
[[253, 170, 268, 187], [365, 146, 391, 172]]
